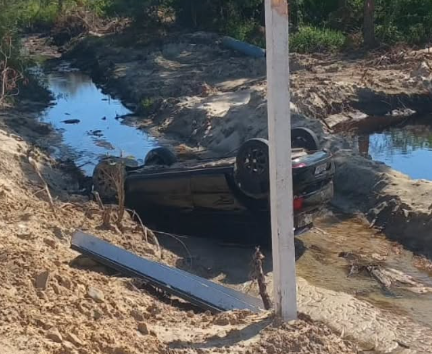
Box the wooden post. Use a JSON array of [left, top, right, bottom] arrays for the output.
[[264, 0, 297, 320]]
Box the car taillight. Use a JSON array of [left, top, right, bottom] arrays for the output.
[[293, 197, 303, 211], [293, 163, 306, 169]]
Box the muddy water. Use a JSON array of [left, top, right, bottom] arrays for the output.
[[356, 116, 432, 180], [161, 212, 432, 330], [37, 62, 158, 175], [298, 213, 432, 329]]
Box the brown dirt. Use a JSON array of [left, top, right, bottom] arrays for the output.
[[67, 32, 432, 152]]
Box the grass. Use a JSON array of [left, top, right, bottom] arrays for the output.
[[291, 26, 346, 53]]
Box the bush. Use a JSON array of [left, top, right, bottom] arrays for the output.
[[291, 26, 345, 53]]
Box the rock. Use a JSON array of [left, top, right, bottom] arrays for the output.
[[16, 224, 32, 239], [62, 341, 77, 354], [325, 64, 341, 73], [36, 290, 47, 300], [43, 238, 57, 249], [87, 287, 104, 303], [52, 283, 61, 295], [92, 309, 103, 320], [66, 333, 84, 347], [53, 226, 66, 240], [146, 304, 161, 315], [372, 253, 387, 262], [58, 276, 73, 290], [47, 328, 63, 343], [36, 319, 52, 330], [35, 271, 50, 290], [137, 322, 149, 335], [130, 309, 145, 321], [214, 313, 231, 326]]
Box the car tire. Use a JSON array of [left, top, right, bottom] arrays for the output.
[[291, 127, 320, 151], [144, 147, 177, 166], [234, 138, 270, 200], [93, 157, 134, 202]]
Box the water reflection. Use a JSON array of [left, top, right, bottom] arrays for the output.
[[39, 63, 158, 175], [357, 118, 432, 180]]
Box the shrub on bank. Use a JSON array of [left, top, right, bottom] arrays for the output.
[[291, 26, 346, 53]]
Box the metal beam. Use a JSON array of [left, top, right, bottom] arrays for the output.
[[71, 231, 263, 313]]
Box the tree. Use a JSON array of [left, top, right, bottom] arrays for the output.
[[363, 0, 377, 47]]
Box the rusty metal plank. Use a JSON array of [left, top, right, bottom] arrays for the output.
[[71, 231, 263, 313]]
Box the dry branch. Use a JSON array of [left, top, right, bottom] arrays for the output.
[[126, 208, 161, 255], [97, 157, 126, 228], [28, 157, 57, 217], [251, 247, 272, 310], [0, 34, 24, 106]]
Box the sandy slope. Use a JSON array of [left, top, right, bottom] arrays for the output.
[[0, 112, 361, 354]]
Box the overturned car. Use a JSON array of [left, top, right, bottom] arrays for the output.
[[93, 128, 335, 243]]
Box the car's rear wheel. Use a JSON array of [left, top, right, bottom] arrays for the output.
[[93, 157, 136, 202], [144, 147, 177, 166], [291, 127, 320, 151], [234, 138, 270, 199]]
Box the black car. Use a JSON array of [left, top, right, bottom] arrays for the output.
[[93, 128, 335, 243]]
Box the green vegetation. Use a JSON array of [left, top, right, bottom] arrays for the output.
[[1, 0, 432, 103], [291, 26, 346, 53], [140, 97, 154, 111]]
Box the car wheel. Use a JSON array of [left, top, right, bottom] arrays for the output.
[[291, 127, 320, 151], [93, 157, 131, 202], [234, 138, 270, 199], [144, 147, 177, 166]]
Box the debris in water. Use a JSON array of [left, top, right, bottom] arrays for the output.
[[88, 130, 103, 137], [102, 116, 107, 120], [94, 139, 115, 150], [62, 119, 80, 124]]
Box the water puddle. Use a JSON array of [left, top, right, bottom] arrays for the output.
[[297, 213, 432, 328], [356, 116, 432, 180], [37, 62, 158, 175]]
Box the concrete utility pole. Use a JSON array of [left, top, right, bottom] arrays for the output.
[[264, 0, 297, 320]]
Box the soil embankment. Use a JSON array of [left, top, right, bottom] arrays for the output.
[[66, 31, 432, 256], [0, 108, 363, 354]]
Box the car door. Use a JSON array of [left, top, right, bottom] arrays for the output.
[[190, 167, 240, 211], [125, 169, 193, 212]]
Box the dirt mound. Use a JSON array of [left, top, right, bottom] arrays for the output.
[[252, 315, 357, 354], [67, 32, 432, 152]]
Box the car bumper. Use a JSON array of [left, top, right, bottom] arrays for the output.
[[294, 181, 334, 230]]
